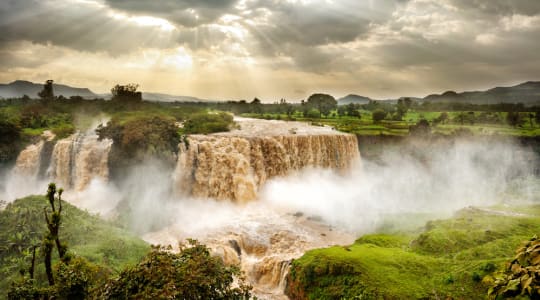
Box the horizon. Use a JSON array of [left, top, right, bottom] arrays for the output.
[[1, 1, 539, 100], [3, 78, 540, 102]]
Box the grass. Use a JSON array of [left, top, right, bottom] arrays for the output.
[[0, 195, 149, 293], [241, 110, 540, 137], [286, 206, 540, 299]]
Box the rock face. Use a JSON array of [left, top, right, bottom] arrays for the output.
[[174, 118, 360, 202]]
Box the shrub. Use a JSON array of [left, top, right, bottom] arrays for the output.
[[488, 236, 540, 299], [98, 240, 251, 299], [372, 109, 387, 123], [305, 109, 321, 119], [183, 112, 234, 134], [98, 115, 180, 166]]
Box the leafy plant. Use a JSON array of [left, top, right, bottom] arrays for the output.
[[488, 235, 540, 299], [98, 239, 252, 299]]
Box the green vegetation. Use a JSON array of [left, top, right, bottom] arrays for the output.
[[0, 194, 149, 294], [98, 241, 251, 299], [286, 206, 540, 299], [233, 95, 539, 137], [0, 82, 236, 166], [488, 236, 540, 299], [2, 190, 252, 299], [182, 111, 235, 134], [97, 115, 181, 174]]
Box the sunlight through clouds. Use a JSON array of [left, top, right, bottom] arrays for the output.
[[1, 0, 539, 100]]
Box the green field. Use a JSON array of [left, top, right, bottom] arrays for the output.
[[242, 110, 540, 137], [286, 205, 540, 299]]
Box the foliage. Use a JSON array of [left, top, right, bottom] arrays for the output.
[[372, 109, 387, 123], [38, 80, 54, 102], [306, 94, 337, 118], [111, 84, 142, 102], [182, 112, 234, 134], [507, 111, 524, 127], [0, 195, 149, 293], [409, 119, 431, 136], [286, 206, 540, 299], [305, 108, 321, 119], [488, 236, 540, 299], [97, 115, 181, 171], [54, 256, 109, 299], [0, 113, 22, 163], [98, 240, 252, 299]]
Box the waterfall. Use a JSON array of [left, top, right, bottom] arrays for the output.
[[49, 133, 112, 191], [12, 140, 45, 177], [174, 133, 360, 202]]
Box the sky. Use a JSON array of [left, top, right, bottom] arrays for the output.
[[1, 0, 539, 101]]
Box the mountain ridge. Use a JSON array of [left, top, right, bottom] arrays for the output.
[[2, 80, 539, 105]]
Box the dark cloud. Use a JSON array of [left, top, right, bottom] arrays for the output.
[[0, 0, 178, 54], [447, 0, 540, 16], [104, 0, 239, 27], [1, 0, 539, 98], [244, 0, 406, 48]]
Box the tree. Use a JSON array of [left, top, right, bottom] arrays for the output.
[[306, 94, 337, 118], [372, 109, 387, 123], [409, 119, 431, 136], [506, 111, 521, 127], [536, 112, 540, 126], [250, 98, 262, 114], [43, 183, 68, 286], [434, 112, 448, 124], [8, 184, 102, 299], [395, 99, 410, 121], [346, 103, 361, 118], [337, 106, 346, 118], [98, 240, 252, 299], [111, 84, 142, 102], [38, 80, 54, 102], [467, 111, 476, 125]]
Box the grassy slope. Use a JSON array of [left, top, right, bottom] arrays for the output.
[[286, 206, 540, 299], [0, 195, 149, 293]]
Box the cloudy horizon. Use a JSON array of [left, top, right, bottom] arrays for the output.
[[1, 0, 539, 101]]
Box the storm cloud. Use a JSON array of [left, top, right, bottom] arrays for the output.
[[0, 0, 539, 99]]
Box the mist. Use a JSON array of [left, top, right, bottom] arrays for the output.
[[260, 138, 539, 233], [1, 136, 538, 237]]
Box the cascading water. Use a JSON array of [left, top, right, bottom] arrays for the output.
[[148, 118, 361, 298], [3, 117, 361, 299], [2, 128, 112, 202], [49, 133, 112, 191], [174, 118, 360, 202]]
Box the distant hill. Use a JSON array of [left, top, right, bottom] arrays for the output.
[[0, 80, 97, 99], [0, 80, 215, 102], [142, 92, 214, 102], [423, 81, 540, 106], [338, 94, 372, 105]]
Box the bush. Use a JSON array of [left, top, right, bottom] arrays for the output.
[[0, 116, 22, 163], [98, 240, 251, 299], [183, 112, 234, 134], [305, 109, 321, 119], [372, 109, 387, 123], [98, 115, 180, 166], [488, 236, 540, 299]]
